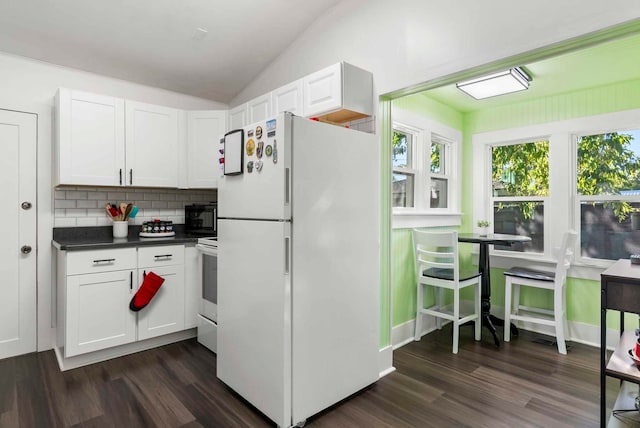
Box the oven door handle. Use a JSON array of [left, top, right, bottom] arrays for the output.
[[196, 244, 218, 256]]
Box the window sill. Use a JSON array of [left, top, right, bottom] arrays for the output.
[[392, 212, 462, 229], [470, 250, 615, 282]]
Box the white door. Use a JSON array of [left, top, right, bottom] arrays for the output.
[[0, 110, 36, 359], [247, 93, 272, 124], [56, 88, 125, 186], [271, 79, 303, 116], [218, 114, 291, 220], [228, 104, 247, 130], [187, 110, 227, 188], [136, 265, 185, 340], [125, 100, 179, 187], [217, 219, 291, 428]]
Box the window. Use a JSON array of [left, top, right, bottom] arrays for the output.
[[491, 140, 548, 253], [391, 108, 461, 228], [576, 130, 640, 261], [473, 109, 640, 273]]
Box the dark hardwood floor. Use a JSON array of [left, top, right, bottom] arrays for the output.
[[0, 326, 621, 427]]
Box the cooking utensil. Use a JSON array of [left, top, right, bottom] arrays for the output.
[[108, 204, 119, 218], [106, 203, 114, 219], [129, 206, 139, 218], [120, 203, 128, 220], [124, 203, 133, 220]]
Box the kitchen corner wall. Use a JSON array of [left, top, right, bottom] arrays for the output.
[[54, 186, 216, 227], [346, 116, 375, 133]]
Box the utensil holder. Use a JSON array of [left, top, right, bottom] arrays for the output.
[[113, 221, 128, 238]]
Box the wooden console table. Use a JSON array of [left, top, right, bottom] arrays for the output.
[[600, 259, 640, 427]]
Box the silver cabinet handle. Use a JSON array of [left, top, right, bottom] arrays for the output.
[[21, 201, 32, 210], [93, 258, 115, 264], [21, 245, 32, 254], [129, 169, 133, 185]]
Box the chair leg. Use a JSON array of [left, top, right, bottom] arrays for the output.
[[554, 285, 567, 355], [452, 290, 460, 354], [513, 283, 520, 315], [435, 287, 443, 330], [474, 279, 481, 341], [504, 277, 512, 342], [414, 283, 423, 341]]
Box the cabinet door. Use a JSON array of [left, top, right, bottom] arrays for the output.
[[187, 110, 227, 188], [247, 93, 272, 124], [137, 265, 185, 340], [228, 104, 247, 130], [125, 101, 179, 187], [56, 88, 125, 186], [184, 246, 201, 329], [302, 62, 342, 118], [65, 270, 136, 357], [271, 79, 303, 115]]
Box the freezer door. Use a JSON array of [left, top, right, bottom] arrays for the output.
[[217, 219, 291, 428], [290, 116, 380, 422], [218, 114, 291, 220]]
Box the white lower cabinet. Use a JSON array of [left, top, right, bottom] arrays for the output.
[[58, 244, 191, 360], [65, 270, 137, 357]]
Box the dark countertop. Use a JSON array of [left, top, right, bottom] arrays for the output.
[[52, 225, 210, 251]]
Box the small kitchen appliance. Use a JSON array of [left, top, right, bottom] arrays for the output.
[[185, 203, 218, 236]]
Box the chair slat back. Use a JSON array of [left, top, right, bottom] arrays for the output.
[[554, 230, 577, 287], [412, 229, 459, 281]]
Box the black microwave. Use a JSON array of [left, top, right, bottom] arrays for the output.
[[185, 203, 218, 236]]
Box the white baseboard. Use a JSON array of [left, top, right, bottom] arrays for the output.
[[378, 345, 395, 378], [392, 306, 620, 351], [54, 328, 196, 371]]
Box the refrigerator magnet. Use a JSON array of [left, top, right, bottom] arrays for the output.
[[246, 139, 255, 156], [265, 144, 273, 157], [256, 141, 264, 158], [255, 160, 263, 172], [223, 129, 243, 175], [247, 129, 254, 138], [266, 119, 276, 137], [256, 126, 263, 139], [247, 161, 254, 173]]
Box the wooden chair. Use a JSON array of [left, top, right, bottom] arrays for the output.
[[503, 230, 577, 354], [413, 229, 481, 354]]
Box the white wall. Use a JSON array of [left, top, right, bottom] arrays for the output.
[[232, 0, 640, 105], [0, 51, 227, 353]]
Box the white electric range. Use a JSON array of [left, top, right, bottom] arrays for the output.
[[195, 237, 217, 353]]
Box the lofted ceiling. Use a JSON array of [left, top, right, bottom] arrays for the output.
[[423, 32, 640, 113], [0, 0, 341, 103]]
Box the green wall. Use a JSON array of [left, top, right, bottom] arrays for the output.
[[391, 78, 640, 332]]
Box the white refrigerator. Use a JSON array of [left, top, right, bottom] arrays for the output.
[[217, 112, 379, 427]]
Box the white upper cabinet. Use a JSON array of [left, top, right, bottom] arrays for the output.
[[271, 79, 303, 115], [125, 101, 179, 187], [247, 93, 272, 124], [228, 104, 248, 130], [302, 62, 373, 123], [56, 88, 125, 186], [187, 110, 227, 188]]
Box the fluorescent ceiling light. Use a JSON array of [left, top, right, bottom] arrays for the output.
[[456, 67, 530, 100]]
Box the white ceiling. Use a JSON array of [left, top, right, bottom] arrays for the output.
[[0, 0, 341, 103]]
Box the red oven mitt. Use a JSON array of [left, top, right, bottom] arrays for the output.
[[129, 271, 165, 312]]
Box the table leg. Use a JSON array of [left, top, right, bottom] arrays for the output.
[[476, 242, 518, 346]]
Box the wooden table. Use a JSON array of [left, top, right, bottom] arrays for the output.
[[600, 259, 640, 427], [458, 233, 532, 347]]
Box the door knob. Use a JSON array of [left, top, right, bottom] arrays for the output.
[[21, 245, 32, 254], [21, 201, 32, 210]]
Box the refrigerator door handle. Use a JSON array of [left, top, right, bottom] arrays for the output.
[[284, 236, 290, 274], [285, 167, 290, 205]]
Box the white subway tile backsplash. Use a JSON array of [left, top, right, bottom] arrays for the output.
[[76, 217, 98, 227], [77, 200, 98, 209], [54, 186, 216, 228], [55, 218, 77, 227]]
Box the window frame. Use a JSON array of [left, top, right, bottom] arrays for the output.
[[392, 108, 462, 229], [472, 108, 640, 280]]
